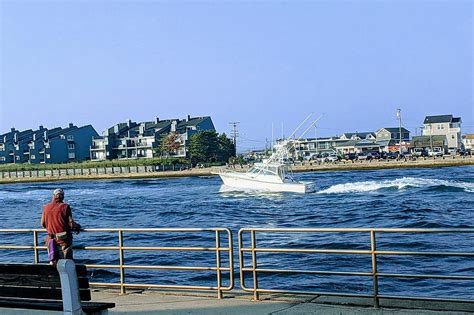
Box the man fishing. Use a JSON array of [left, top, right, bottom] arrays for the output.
[[40, 188, 81, 264]]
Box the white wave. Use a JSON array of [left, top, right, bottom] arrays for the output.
[[317, 177, 474, 194]]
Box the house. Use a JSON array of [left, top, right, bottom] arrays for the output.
[[375, 127, 410, 153], [422, 115, 462, 150], [91, 115, 215, 161], [0, 124, 99, 164], [462, 134, 474, 152]]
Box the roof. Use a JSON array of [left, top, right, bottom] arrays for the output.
[[177, 116, 211, 128], [342, 132, 375, 139], [463, 134, 474, 139], [334, 140, 358, 147], [423, 115, 460, 124], [376, 140, 391, 146], [378, 127, 410, 133], [355, 139, 380, 148]]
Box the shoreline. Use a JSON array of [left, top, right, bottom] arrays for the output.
[[0, 156, 473, 184]]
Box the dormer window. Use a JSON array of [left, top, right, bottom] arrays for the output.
[[67, 135, 74, 141]]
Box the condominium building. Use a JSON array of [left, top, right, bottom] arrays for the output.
[[90, 115, 215, 161], [0, 124, 99, 164]]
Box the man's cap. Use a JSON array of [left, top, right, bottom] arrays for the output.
[[53, 188, 64, 196]]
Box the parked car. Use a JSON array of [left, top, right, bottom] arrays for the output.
[[457, 149, 470, 156], [428, 147, 444, 157], [413, 148, 428, 157], [315, 152, 339, 163], [344, 153, 357, 160], [357, 152, 370, 160], [447, 148, 457, 155], [369, 152, 381, 159], [384, 152, 400, 160]]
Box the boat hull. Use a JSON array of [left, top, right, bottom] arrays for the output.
[[218, 173, 309, 193]]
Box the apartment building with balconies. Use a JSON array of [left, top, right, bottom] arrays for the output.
[[0, 124, 99, 164], [90, 115, 215, 161]]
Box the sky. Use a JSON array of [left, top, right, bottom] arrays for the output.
[[0, 0, 472, 152]]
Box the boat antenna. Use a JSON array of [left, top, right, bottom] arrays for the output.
[[296, 114, 324, 142], [286, 113, 313, 140]]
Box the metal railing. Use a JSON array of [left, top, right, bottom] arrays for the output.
[[238, 228, 474, 306], [0, 228, 234, 298]]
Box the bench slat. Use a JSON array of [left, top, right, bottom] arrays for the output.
[[0, 263, 87, 277], [0, 286, 91, 301], [0, 273, 89, 288], [0, 298, 115, 312]]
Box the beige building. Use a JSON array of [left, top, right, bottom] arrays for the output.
[[422, 115, 462, 149], [463, 134, 474, 151]]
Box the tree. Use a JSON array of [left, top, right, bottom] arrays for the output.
[[217, 133, 235, 162], [188, 131, 237, 165], [159, 132, 182, 157]]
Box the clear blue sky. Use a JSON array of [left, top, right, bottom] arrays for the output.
[[0, 0, 472, 152]]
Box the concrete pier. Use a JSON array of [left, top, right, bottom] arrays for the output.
[[89, 289, 474, 314], [1, 289, 473, 314]]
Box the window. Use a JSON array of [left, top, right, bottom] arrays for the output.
[[67, 135, 74, 141], [452, 135, 455, 139], [68, 143, 75, 149], [46, 154, 51, 159], [0, 144, 4, 151], [16, 156, 20, 160], [0, 157, 5, 161], [68, 152, 76, 159], [31, 155, 36, 160]]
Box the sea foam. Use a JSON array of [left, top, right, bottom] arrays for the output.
[[317, 177, 474, 194]]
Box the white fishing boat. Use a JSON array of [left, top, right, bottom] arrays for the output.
[[216, 159, 312, 193], [215, 114, 320, 193]]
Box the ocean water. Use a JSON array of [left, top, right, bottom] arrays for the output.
[[0, 165, 473, 299]]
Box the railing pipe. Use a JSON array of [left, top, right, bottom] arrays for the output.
[[251, 230, 259, 301], [118, 230, 125, 295], [215, 230, 222, 299], [33, 230, 39, 264], [370, 230, 379, 308]]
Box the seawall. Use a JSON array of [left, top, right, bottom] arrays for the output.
[[0, 156, 472, 184]]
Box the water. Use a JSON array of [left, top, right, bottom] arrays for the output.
[[0, 165, 473, 298]]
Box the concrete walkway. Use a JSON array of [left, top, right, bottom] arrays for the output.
[[89, 289, 474, 315], [1, 289, 472, 315]]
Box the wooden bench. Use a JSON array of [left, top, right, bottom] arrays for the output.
[[0, 260, 115, 314]]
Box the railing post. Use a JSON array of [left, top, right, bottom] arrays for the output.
[[33, 230, 39, 264], [215, 230, 222, 299], [251, 230, 259, 301], [118, 230, 126, 295], [370, 230, 379, 308]]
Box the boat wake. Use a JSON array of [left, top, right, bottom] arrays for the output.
[[317, 177, 474, 194]]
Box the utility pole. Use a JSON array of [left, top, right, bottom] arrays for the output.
[[396, 109, 403, 154], [271, 122, 274, 152], [429, 124, 433, 153], [229, 122, 239, 156], [315, 125, 318, 156]]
